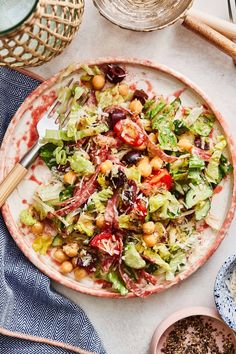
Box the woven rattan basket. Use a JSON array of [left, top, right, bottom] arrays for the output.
[[0, 0, 84, 67]]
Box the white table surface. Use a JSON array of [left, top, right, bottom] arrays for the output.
[[32, 1, 236, 353]]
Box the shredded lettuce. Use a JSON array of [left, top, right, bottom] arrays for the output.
[[147, 100, 166, 120], [53, 146, 67, 165], [69, 152, 95, 175], [39, 143, 57, 169], [184, 107, 203, 127], [190, 113, 214, 137], [107, 271, 128, 296], [137, 246, 171, 272], [149, 191, 181, 219], [32, 235, 53, 255], [37, 182, 63, 202], [185, 183, 213, 209], [87, 188, 113, 212], [81, 64, 101, 76], [118, 214, 131, 229], [205, 136, 227, 183], [20, 209, 36, 226], [95, 86, 125, 109], [97, 174, 108, 188], [59, 186, 75, 202], [125, 166, 141, 184], [189, 154, 205, 170], [165, 251, 186, 280], [124, 243, 146, 269], [75, 213, 95, 237], [219, 155, 233, 180], [57, 86, 72, 114]]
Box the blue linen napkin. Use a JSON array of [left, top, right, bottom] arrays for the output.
[[0, 67, 106, 354]]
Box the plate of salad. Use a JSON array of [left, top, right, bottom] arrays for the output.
[[1, 58, 235, 298]]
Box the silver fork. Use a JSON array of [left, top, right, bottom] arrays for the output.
[[0, 79, 74, 207], [228, 0, 236, 64]]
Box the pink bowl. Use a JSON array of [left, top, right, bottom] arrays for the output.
[[150, 306, 236, 354]]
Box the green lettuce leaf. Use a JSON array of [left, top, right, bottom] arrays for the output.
[[87, 188, 113, 212], [149, 191, 181, 219], [123, 244, 146, 269], [20, 209, 37, 226], [107, 271, 128, 296], [69, 152, 95, 175], [205, 136, 227, 183], [32, 235, 53, 255]]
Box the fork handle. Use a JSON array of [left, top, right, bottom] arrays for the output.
[[0, 142, 41, 207], [0, 164, 28, 207]]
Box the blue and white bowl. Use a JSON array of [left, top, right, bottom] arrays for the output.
[[214, 254, 236, 331]]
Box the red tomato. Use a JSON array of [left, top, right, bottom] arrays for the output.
[[90, 232, 122, 256], [133, 198, 147, 219], [114, 118, 145, 147], [145, 169, 173, 190]]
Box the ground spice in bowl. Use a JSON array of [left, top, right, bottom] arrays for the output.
[[161, 315, 235, 354]]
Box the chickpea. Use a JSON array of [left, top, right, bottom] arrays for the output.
[[177, 133, 194, 152], [54, 249, 68, 263], [92, 75, 105, 90], [148, 133, 157, 144], [142, 221, 155, 235], [96, 214, 105, 228], [63, 243, 79, 258], [129, 99, 143, 114], [100, 160, 113, 174], [60, 261, 73, 274], [31, 221, 44, 235], [118, 84, 129, 96], [150, 156, 163, 171], [71, 256, 78, 268], [137, 156, 152, 177], [63, 171, 77, 185], [143, 233, 158, 248], [74, 267, 88, 281]]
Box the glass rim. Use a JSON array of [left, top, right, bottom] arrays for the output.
[[0, 0, 39, 36]]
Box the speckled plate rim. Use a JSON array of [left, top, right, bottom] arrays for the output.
[[214, 253, 236, 331], [149, 306, 236, 354], [1, 57, 236, 298]]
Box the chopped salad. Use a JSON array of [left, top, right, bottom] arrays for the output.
[[20, 63, 233, 297]]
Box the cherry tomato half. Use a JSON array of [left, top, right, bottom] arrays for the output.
[[145, 168, 173, 190], [90, 232, 122, 256], [133, 198, 147, 219], [114, 118, 146, 147]]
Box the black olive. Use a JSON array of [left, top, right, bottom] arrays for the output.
[[121, 180, 137, 210], [133, 89, 148, 105], [109, 169, 127, 188], [77, 248, 98, 271], [109, 108, 127, 129], [121, 150, 142, 165], [106, 64, 126, 84], [194, 136, 209, 150]]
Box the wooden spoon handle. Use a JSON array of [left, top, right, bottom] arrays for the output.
[[183, 15, 236, 59], [0, 163, 27, 207], [187, 8, 236, 40]]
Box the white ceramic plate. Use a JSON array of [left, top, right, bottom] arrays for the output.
[[0, 58, 235, 298]]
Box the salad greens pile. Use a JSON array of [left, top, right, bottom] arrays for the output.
[[20, 63, 232, 297]]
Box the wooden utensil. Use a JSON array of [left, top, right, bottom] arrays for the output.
[[93, 1, 236, 59]]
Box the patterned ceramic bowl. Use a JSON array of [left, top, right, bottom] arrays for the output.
[[214, 254, 236, 331]]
